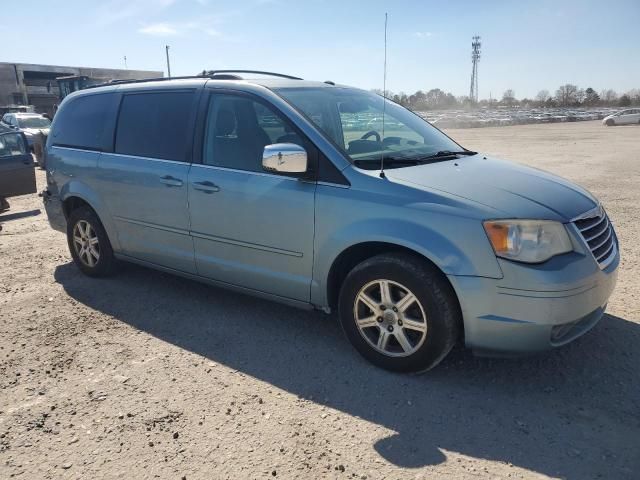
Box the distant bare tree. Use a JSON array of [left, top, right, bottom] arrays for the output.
[[618, 94, 631, 107], [625, 89, 640, 106], [425, 88, 447, 108], [555, 84, 579, 107], [600, 89, 618, 105], [502, 89, 516, 106], [535, 90, 550, 103]]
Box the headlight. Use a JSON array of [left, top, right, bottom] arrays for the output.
[[483, 220, 573, 263]]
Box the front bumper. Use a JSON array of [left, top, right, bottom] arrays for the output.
[[448, 249, 619, 355], [41, 189, 66, 233]]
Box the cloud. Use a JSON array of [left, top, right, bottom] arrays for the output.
[[139, 22, 179, 35], [138, 19, 221, 37], [413, 31, 433, 38]]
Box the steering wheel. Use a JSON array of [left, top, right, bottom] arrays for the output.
[[360, 130, 381, 142]]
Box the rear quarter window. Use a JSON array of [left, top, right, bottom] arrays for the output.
[[115, 91, 194, 162], [52, 93, 114, 150]]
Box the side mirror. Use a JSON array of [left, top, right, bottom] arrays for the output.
[[262, 143, 307, 175]]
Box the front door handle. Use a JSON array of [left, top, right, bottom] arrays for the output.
[[159, 175, 183, 187], [192, 181, 220, 193]]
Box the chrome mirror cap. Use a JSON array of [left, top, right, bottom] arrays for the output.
[[262, 143, 307, 174]]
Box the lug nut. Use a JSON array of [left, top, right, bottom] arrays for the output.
[[377, 317, 383, 323], [380, 305, 386, 311], [392, 307, 398, 312], [387, 325, 394, 332], [398, 319, 403, 326]]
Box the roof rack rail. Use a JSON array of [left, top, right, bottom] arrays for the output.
[[201, 70, 303, 80], [82, 70, 302, 91]]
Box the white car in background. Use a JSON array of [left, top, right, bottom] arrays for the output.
[[602, 109, 640, 126], [0, 112, 51, 148]]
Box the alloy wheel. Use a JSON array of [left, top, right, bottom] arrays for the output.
[[72, 220, 100, 267], [353, 279, 428, 357]]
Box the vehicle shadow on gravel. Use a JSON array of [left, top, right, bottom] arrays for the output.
[[55, 262, 640, 480]]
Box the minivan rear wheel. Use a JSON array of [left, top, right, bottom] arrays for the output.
[[67, 206, 116, 277], [605, 119, 615, 126], [338, 253, 461, 372]]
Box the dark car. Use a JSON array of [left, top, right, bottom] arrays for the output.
[[0, 127, 36, 218]]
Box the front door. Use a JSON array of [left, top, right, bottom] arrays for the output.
[[188, 92, 316, 301], [97, 89, 199, 274], [0, 132, 36, 198]]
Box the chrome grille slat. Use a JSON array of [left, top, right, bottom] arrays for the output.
[[572, 206, 617, 269], [590, 228, 612, 251], [576, 214, 606, 232], [596, 242, 614, 261], [582, 216, 609, 241]]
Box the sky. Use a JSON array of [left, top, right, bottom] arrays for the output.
[[5, 0, 640, 99]]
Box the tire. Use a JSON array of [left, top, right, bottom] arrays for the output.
[[338, 253, 461, 373], [606, 119, 614, 126], [66, 206, 116, 277]]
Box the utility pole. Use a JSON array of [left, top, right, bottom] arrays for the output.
[[469, 35, 481, 104], [165, 45, 171, 78], [124, 56, 128, 69]]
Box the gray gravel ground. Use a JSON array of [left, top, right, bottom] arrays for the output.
[[1, 120, 638, 479]]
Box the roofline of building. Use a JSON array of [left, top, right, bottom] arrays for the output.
[[0, 61, 163, 75]]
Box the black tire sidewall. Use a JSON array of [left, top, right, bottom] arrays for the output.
[[66, 206, 115, 277], [338, 253, 460, 373]]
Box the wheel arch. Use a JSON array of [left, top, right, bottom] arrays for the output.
[[325, 241, 457, 312], [59, 181, 120, 251]]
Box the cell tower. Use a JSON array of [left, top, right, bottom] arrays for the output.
[[469, 35, 481, 104]]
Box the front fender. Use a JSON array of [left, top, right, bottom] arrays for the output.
[[311, 217, 503, 307]]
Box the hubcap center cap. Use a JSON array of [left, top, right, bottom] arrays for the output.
[[382, 309, 398, 325]]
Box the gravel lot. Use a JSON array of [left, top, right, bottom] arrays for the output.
[[1, 120, 638, 479]]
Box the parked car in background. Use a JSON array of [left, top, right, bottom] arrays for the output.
[[602, 109, 640, 126], [0, 127, 36, 221], [42, 72, 619, 372], [1, 113, 51, 149]]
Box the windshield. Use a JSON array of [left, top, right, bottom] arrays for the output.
[[274, 87, 464, 168], [17, 117, 51, 129]]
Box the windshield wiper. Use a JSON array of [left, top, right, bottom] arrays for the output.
[[421, 150, 477, 159], [354, 156, 422, 169]]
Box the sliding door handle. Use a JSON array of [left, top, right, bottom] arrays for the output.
[[159, 175, 183, 187], [192, 181, 220, 193]]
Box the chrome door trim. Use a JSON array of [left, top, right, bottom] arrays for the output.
[[114, 216, 303, 257], [190, 230, 303, 257], [102, 151, 189, 165], [190, 162, 302, 182], [113, 216, 190, 236], [317, 181, 351, 189]]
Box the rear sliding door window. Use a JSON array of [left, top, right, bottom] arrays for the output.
[[52, 93, 113, 150], [115, 91, 193, 162]]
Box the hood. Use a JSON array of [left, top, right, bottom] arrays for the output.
[[385, 155, 597, 221]]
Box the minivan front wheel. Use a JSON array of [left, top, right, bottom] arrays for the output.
[[338, 253, 461, 372], [67, 206, 116, 277]]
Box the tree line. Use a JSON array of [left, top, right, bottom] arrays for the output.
[[373, 85, 640, 110]]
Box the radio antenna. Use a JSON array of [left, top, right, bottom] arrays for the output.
[[380, 12, 388, 178]]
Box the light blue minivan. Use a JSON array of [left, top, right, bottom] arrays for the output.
[[43, 71, 619, 372]]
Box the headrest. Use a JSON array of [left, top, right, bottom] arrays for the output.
[[216, 108, 236, 136]]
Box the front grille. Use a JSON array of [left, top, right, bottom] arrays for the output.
[[573, 206, 617, 269]]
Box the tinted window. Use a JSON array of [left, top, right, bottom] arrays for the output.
[[115, 91, 193, 161], [53, 93, 113, 150], [203, 94, 302, 172]]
